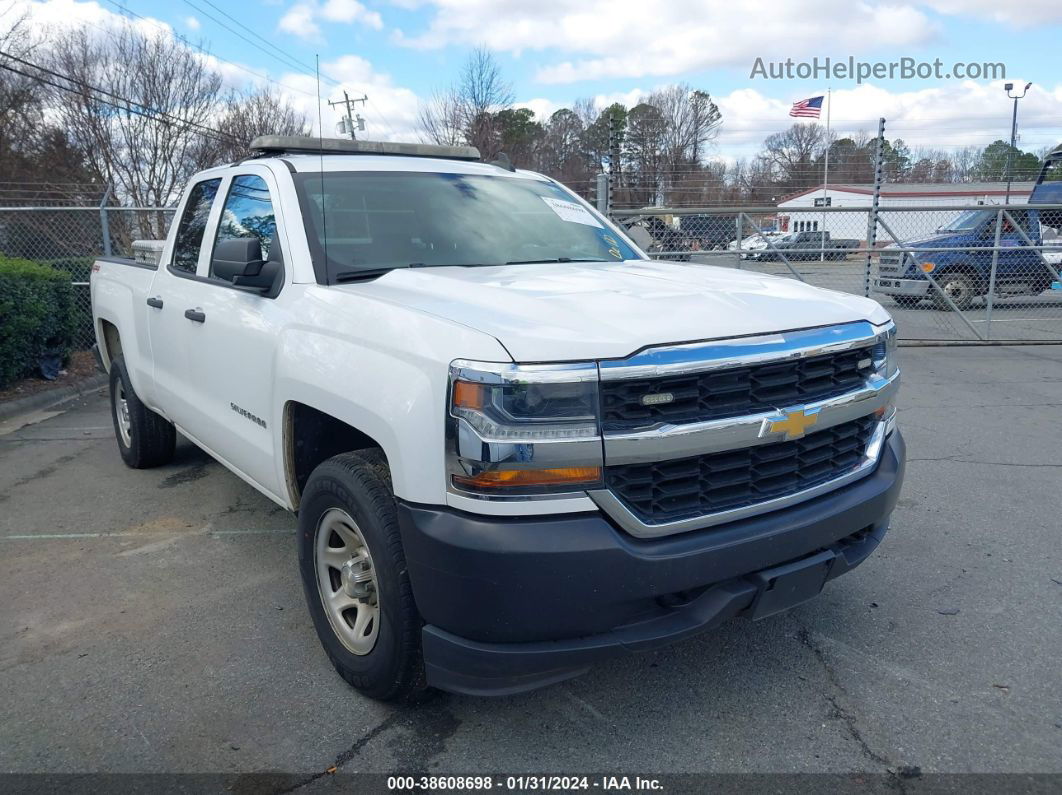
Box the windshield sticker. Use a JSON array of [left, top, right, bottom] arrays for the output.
[[600, 233, 623, 259], [540, 196, 603, 228]]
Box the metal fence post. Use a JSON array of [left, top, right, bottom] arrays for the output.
[[596, 173, 608, 215], [985, 208, 1004, 341], [99, 186, 112, 257], [735, 214, 744, 269], [864, 118, 886, 298]]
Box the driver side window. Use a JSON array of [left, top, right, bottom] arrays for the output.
[[210, 175, 278, 281]]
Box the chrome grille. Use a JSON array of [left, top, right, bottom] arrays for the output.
[[604, 416, 877, 525], [877, 252, 907, 276], [600, 346, 874, 431]]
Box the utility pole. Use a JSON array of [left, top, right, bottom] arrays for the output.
[[328, 91, 368, 139], [1004, 82, 1031, 204]]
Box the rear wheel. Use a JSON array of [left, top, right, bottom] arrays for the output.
[[109, 356, 176, 468], [932, 272, 978, 311], [297, 450, 425, 701]]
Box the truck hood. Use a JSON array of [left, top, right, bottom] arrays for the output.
[[343, 260, 890, 361], [883, 231, 965, 249]]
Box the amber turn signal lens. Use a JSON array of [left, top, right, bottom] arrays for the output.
[[453, 467, 602, 490], [919, 262, 936, 273], [452, 381, 485, 410]]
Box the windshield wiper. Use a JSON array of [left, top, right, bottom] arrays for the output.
[[504, 257, 612, 265], [333, 263, 494, 283], [333, 267, 403, 283]]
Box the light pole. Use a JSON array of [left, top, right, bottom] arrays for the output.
[[1004, 81, 1032, 204]]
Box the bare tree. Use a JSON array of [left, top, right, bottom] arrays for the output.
[[49, 25, 224, 216], [417, 47, 512, 156], [650, 84, 721, 169], [417, 86, 465, 146], [199, 86, 311, 164], [760, 123, 828, 189]]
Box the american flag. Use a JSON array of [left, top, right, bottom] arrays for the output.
[[789, 96, 824, 118]]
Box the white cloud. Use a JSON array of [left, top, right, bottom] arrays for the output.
[[394, 0, 940, 83], [184, 15, 200, 30], [278, 0, 382, 40], [278, 54, 422, 141], [9, 0, 174, 39], [710, 81, 1062, 159], [5, 0, 419, 142], [925, 0, 1062, 25], [513, 97, 562, 120]]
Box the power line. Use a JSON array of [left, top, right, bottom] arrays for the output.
[[0, 51, 238, 144], [188, 0, 343, 86], [180, 0, 343, 87], [365, 96, 398, 140], [101, 0, 319, 99]]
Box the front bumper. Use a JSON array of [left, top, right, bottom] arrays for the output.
[[874, 277, 929, 297], [397, 429, 906, 696]]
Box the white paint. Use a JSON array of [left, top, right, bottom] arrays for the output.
[[91, 154, 890, 519]]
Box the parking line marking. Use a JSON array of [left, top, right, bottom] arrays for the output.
[[1, 528, 296, 541]]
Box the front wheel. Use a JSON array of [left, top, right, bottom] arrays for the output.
[[297, 450, 425, 701], [932, 272, 978, 311]]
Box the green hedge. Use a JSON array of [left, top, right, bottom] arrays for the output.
[[0, 255, 75, 388]]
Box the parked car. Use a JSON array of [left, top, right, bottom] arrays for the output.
[[750, 230, 859, 261], [728, 231, 787, 258], [874, 144, 1062, 309], [91, 136, 904, 701]]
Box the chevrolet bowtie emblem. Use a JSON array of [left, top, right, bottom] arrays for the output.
[[767, 407, 819, 440]]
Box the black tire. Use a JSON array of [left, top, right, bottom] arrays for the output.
[[109, 355, 176, 469], [893, 295, 922, 309], [932, 272, 978, 311], [297, 450, 425, 702]]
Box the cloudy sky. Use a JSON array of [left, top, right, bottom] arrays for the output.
[[8, 0, 1062, 160]]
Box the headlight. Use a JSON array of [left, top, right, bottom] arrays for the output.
[[871, 321, 898, 380], [448, 360, 603, 496]]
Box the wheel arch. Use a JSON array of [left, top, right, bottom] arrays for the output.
[[283, 401, 392, 511], [97, 317, 123, 370]]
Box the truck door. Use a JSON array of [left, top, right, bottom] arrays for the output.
[[147, 177, 223, 432], [997, 209, 1036, 284], [171, 169, 293, 497]]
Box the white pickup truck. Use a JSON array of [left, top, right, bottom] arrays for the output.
[[90, 136, 904, 700]]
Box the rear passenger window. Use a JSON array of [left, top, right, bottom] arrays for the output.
[[171, 178, 221, 273], [212, 175, 277, 279]]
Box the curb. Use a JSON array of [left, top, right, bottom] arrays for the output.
[[0, 373, 109, 424]]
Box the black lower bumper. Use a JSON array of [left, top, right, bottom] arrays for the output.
[[397, 430, 905, 696]]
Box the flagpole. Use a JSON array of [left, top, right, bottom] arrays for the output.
[[820, 87, 831, 261]]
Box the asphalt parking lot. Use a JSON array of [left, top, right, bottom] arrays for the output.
[[1, 345, 1060, 781]]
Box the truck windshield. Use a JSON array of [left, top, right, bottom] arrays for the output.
[[938, 210, 989, 232], [293, 171, 641, 282]]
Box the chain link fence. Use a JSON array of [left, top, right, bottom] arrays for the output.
[[3, 199, 1062, 349], [0, 206, 174, 351], [613, 204, 1062, 342]]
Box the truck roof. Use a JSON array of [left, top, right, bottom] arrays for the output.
[[249, 135, 481, 161], [276, 153, 545, 178], [243, 135, 543, 179]]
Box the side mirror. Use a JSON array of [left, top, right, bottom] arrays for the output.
[[212, 238, 265, 282]]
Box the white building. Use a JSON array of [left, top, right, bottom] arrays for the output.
[[776, 182, 1036, 243]]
